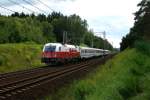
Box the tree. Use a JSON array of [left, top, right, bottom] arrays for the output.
[[19, 12, 28, 18], [11, 12, 19, 17], [36, 14, 47, 22], [30, 13, 35, 19], [47, 12, 63, 23], [120, 0, 150, 51], [134, 0, 150, 39], [42, 22, 55, 42], [84, 31, 94, 47]]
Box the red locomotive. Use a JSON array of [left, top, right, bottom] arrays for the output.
[[41, 43, 80, 64]]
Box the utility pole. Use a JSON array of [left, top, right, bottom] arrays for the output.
[[63, 31, 67, 44], [63, 31, 65, 44], [66, 31, 67, 44], [91, 36, 94, 48]]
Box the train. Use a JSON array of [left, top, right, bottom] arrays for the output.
[[41, 43, 110, 64]]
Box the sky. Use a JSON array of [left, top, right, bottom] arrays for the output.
[[0, 0, 142, 48]]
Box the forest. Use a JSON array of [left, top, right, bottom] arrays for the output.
[[0, 12, 113, 50]]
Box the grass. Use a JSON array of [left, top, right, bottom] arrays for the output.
[[0, 43, 45, 73], [45, 41, 150, 100]]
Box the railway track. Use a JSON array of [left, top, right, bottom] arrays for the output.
[[0, 66, 68, 86], [0, 58, 103, 100], [0, 63, 73, 81]]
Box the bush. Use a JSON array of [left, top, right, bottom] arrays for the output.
[[134, 40, 150, 56], [0, 43, 44, 73]]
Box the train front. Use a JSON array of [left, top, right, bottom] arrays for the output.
[[41, 43, 61, 64]]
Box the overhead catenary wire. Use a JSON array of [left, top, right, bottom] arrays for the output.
[[7, 0, 36, 13], [22, 0, 48, 14], [36, 0, 55, 12], [0, 4, 16, 13], [1, 0, 56, 15]]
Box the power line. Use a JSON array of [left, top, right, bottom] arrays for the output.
[[22, 0, 47, 14], [36, 0, 55, 12], [7, 0, 36, 13], [0, 4, 16, 13]]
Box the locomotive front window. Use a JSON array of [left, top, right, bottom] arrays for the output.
[[59, 47, 61, 51], [44, 46, 56, 52]]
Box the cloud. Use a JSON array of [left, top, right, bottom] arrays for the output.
[[87, 16, 134, 48]]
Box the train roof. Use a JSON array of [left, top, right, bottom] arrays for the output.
[[44, 43, 110, 51], [80, 46, 104, 51], [65, 44, 77, 48], [44, 43, 77, 48], [44, 43, 62, 47]]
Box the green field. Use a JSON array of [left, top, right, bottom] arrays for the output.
[[46, 41, 150, 100], [0, 43, 44, 73]]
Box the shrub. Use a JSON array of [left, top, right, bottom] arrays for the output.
[[0, 43, 44, 73], [134, 40, 150, 56]]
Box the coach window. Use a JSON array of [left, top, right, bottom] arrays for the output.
[[83, 50, 85, 53], [81, 50, 84, 53]]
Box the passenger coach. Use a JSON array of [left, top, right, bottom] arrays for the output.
[[80, 47, 104, 59]]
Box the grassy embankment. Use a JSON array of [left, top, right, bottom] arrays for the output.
[[0, 43, 44, 73], [46, 41, 150, 100]]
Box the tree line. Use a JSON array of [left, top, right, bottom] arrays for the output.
[[0, 12, 113, 50], [120, 0, 150, 51]]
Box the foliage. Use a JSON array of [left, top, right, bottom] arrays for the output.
[[50, 14, 87, 45], [0, 16, 55, 44], [46, 41, 150, 100], [120, 0, 150, 51], [134, 40, 150, 56], [120, 33, 140, 51]]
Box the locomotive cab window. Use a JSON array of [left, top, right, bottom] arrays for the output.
[[59, 47, 61, 51], [44, 46, 56, 52]]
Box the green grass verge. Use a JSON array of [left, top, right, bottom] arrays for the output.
[[0, 43, 45, 73], [45, 41, 150, 100]]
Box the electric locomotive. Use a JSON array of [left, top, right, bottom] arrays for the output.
[[41, 43, 80, 64]]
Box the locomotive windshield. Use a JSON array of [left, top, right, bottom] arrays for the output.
[[44, 46, 56, 52]]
